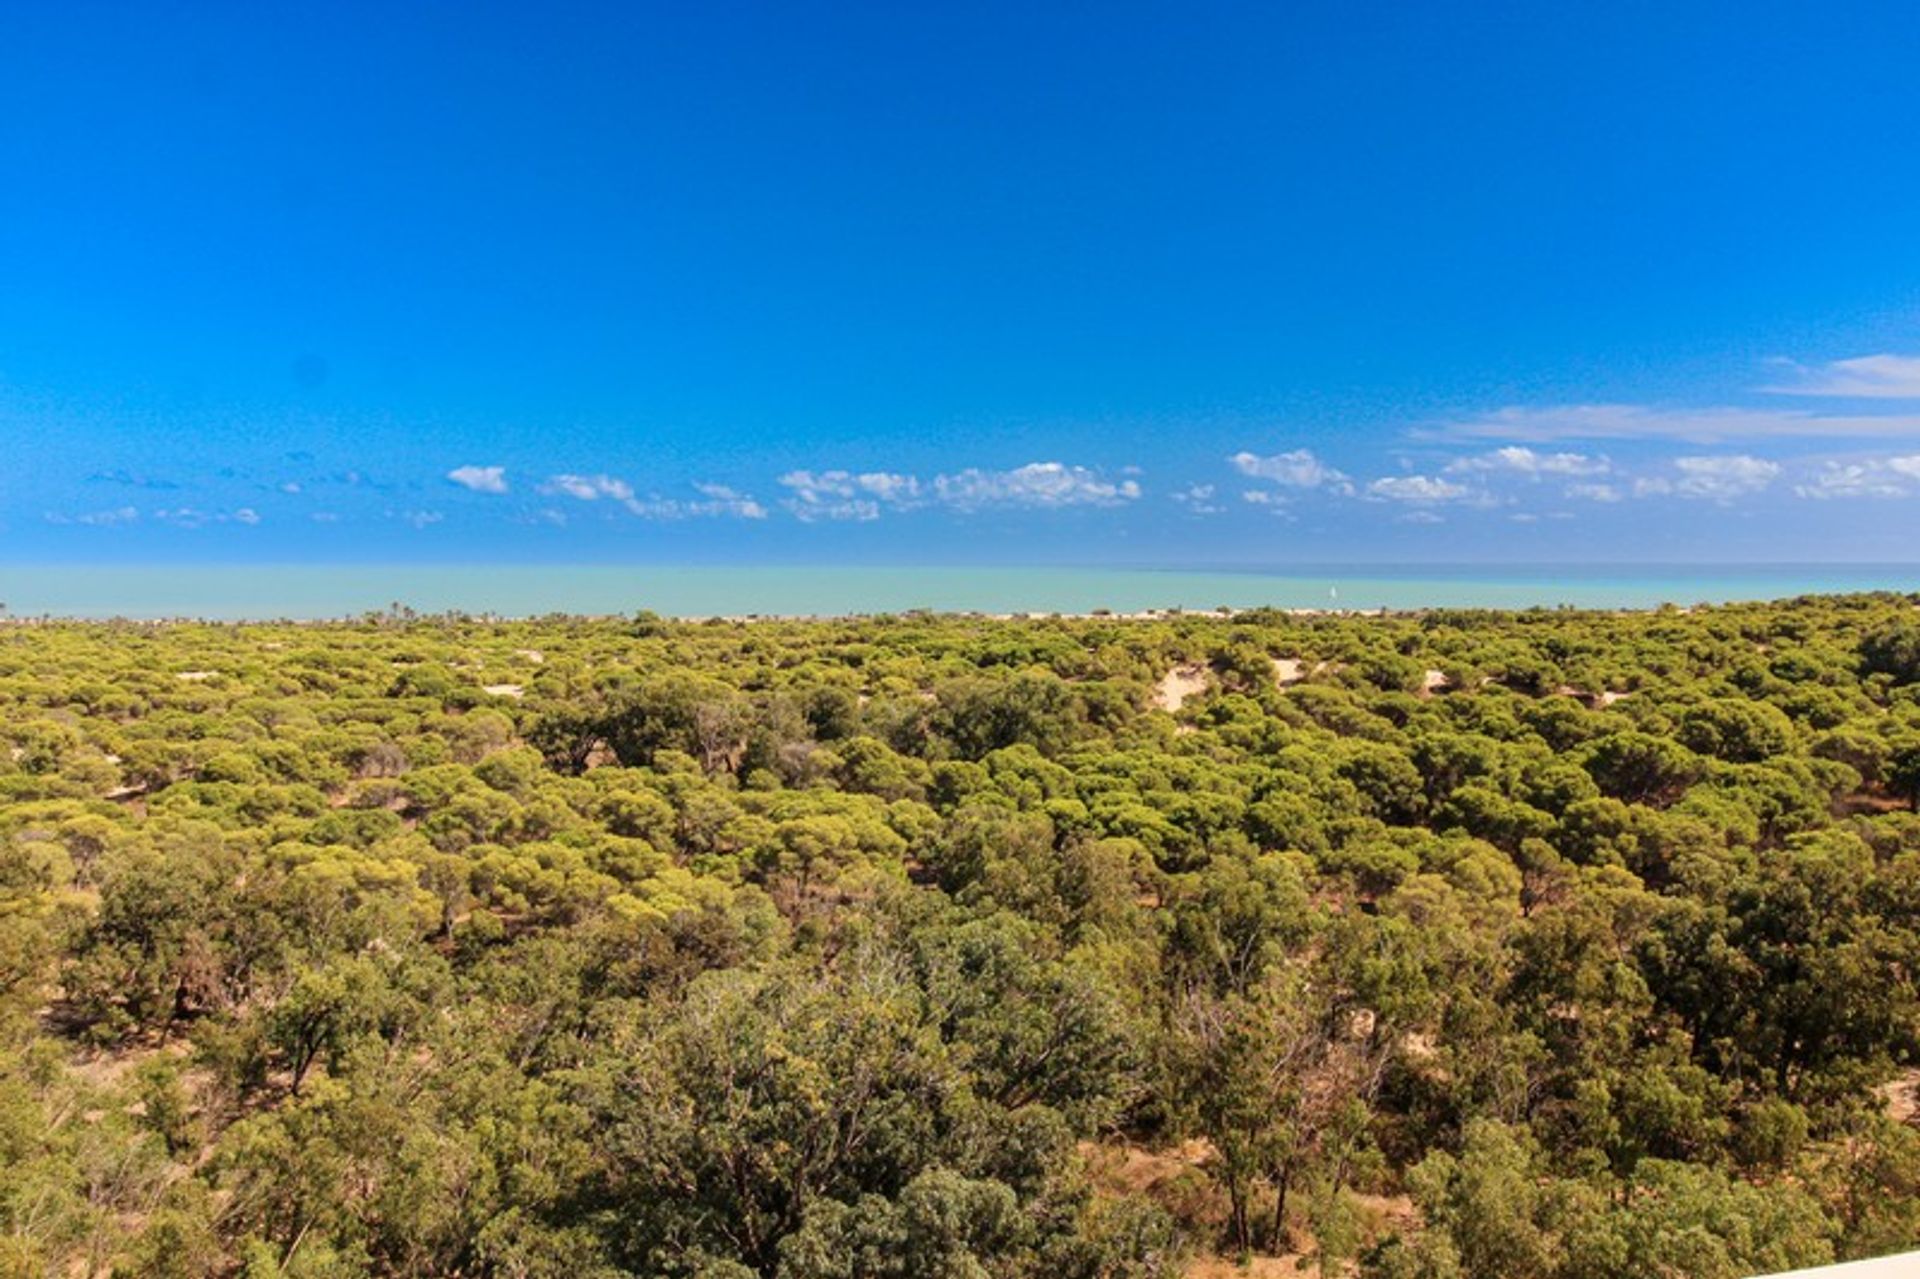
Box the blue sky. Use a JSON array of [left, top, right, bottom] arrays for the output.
[[4, 1, 1920, 564]]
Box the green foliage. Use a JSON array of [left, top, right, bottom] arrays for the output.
[[1861, 619, 1920, 685], [0, 595, 1918, 1274]]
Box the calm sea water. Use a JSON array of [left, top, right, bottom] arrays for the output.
[[2, 564, 1918, 620]]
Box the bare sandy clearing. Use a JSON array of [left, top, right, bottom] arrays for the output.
[[1274, 658, 1339, 687], [1558, 685, 1636, 708], [1880, 1067, 1920, 1125], [1154, 664, 1210, 712]]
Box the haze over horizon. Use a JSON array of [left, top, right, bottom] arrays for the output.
[[6, 2, 1920, 565]]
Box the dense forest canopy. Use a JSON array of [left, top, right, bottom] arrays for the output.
[[5, 597, 1920, 1277]]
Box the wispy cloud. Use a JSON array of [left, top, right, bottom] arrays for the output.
[[1634, 455, 1780, 501], [1446, 446, 1610, 477], [1229, 448, 1353, 493], [788, 498, 881, 523], [1762, 354, 1920, 399], [780, 470, 917, 522], [854, 473, 923, 505], [1238, 489, 1293, 516], [46, 505, 141, 527], [150, 507, 265, 529], [1422, 403, 1920, 443], [1171, 484, 1223, 514], [1365, 474, 1473, 503], [780, 462, 1139, 520], [1793, 454, 1920, 500], [630, 484, 769, 521], [542, 473, 634, 503], [933, 462, 1140, 511], [539, 473, 766, 520], [447, 464, 509, 494]]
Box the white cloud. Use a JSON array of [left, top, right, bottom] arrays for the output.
[[1171, 484, 1223, 514], [1635, 455, 1781, 501], [781, 471, 893, 521], [1791, 454, 1920, 499], [1398, 509, 1445, 525], [779, 470, 922, 520], [1238, 490, 1295, 518], [1565, 482, 1623, 502], [447, 464, 509, 494], [933, 462, 1140, 510], [1763, 354, 1920, 399], [1447, 446, 1610, 477], [400, 510, 445, 529], [780, 470, 858, 501], [781, 462, 1138, 518], [1366, 475, 1472, 503], [539, 473, 764, 519], [542, 473, 633, 503], [149, 507, 264, 529], [1794, 463, 1909, 500], [1230, 448, 1352, 492], [786, 496, 883, 523], [856, 472, 923, 504], [1422, 403, 1920, 443], [643, 484, 769, 520], [47, 505, 141, 527]]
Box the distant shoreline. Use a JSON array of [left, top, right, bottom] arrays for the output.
[[4, 600, 1879, 627], [0, 606, 1399, 626], [2, 562, 1917, 622]]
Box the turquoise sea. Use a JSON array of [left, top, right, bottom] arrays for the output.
[[2, 564, 1919, 620]]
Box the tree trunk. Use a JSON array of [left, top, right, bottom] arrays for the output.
[[1229, 1178, 1251, 1255], [1268, 1159, 1293, 1254]]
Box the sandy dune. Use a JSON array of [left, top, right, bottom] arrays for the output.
[[1153, 664, 1210, 712]]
